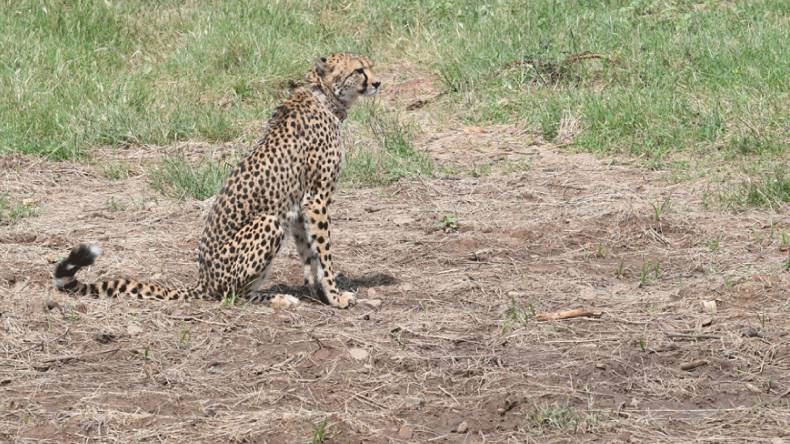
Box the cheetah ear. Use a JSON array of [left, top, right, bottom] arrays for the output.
[[314, 56, 328, 77]]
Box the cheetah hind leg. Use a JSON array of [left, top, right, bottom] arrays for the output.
[[226, 215, 298, 309]]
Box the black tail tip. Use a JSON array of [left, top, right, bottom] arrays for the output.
[[67, 244, 102, 267], [54, 243, 102, 279]]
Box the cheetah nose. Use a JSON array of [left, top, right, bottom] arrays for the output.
[[372, 81, 381, 89]]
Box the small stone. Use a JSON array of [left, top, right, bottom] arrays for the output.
[[397, 425, 413, 439], [741, 326, 762, 338], [358, 298, 382, 309], [366, 288, 378, 298], [701, 300, 717, 314], [392, 215, 414, 226], [43, 300, 60, 312], [403, 396, 423, 408], [455, 421, 468, 433], [469, 250, 489, 261], [699, 316, 713, 327], [74, 303, 88, 314], [127, 323, 143, 336], [348, 347, 369, 361]]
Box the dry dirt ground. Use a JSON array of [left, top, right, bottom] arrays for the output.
[[2, 80, 789, 443]]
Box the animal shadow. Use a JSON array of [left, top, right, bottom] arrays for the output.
[[257, 272, 397, 305]]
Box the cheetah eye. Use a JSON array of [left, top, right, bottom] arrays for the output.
[[355, 68, 364, 74]]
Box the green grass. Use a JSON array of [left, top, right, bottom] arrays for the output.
[[101, 161, 134, 181], [1, 1, 786, 193], [639, 260, 663, 287], [309, 419, 329, 444], [342, 104, 433, 186], [0, 194, 38, 224], [732, 167, 790, 209], [149, 154, 232, 200], [501, 296, 534, 333]]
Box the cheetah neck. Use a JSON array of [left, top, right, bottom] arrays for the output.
[[310, 83, 347, 121]]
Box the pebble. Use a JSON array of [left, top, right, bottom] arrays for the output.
[[397, 425, 413, 439], [348, 347, 369, 360], [358, 298, 382, 309], [403, 396, 423, 408], [455, 421, 468, 433]]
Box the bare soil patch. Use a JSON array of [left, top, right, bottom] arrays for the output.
[[1, 126, 789, 442]]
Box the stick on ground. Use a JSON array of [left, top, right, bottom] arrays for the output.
[[536, 308, 603, 322]]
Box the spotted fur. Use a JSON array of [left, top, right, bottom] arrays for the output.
[[53, 53, 381, 308]]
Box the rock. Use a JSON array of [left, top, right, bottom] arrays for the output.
[[43, 300, 60, 312], [348, 347, 369, 361], [701, 300, 717, 314], [397, 425, 413, 439], [392, 215, 414, 226], [741, 326, 762, 338], [400, 282, 415, 292], [455, 421, 468, 433], [469, 250, 489, 261], [366, 288, 378, 298], [127, 323, 143, 336], [358, 298, 382, 309], [403, 396, 423, 408]]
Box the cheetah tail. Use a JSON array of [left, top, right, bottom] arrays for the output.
[[52, 244, 201, 301]]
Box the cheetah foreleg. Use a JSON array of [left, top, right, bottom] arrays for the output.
[[302, 199, 356, 308]]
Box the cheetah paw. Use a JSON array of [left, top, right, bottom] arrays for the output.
[[336, 291, 357, 309], [270, 294, 300, 309]]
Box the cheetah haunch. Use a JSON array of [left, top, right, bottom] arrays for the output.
[[53, 53, 381, 309]]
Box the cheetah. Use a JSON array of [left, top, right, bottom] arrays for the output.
[[52, 53, 381, 309]]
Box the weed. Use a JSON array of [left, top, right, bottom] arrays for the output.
[[639, 338, 648, 352], [614, 261, 626, 279], [106, 197, 126, 212], [0, 195, 38, 224], [102, 162, 133, 181], [707, 239, 721, 253], [438, 215, 459, 232], [178, 326, 191, 348], [639, 260, 662, 287], [500, 158, 531, 174], [470, 163, 492, 178], [525, 402, 593, 431], [780, 232, 790, 252], [221, 291, 240, 307], [310, 419, 328, 444], [650, 196, 672, 222], [501, 297, 534, 334], [150, 154, 231, 201]]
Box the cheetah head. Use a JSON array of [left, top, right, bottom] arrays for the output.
[[307, 53, 381, 108]]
